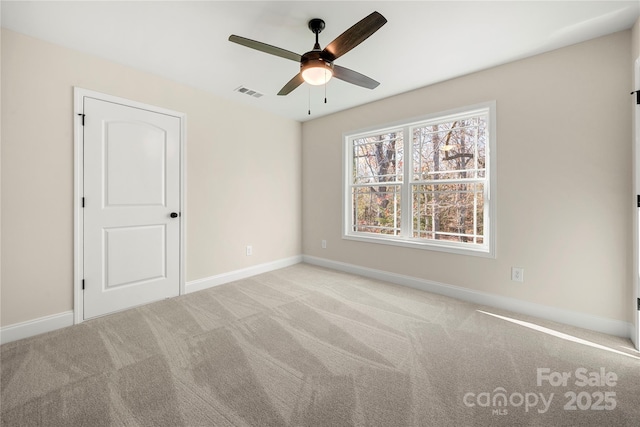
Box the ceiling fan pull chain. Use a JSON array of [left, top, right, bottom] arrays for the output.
[[324, 70, 328, 104], [308, 86, 311, 115]]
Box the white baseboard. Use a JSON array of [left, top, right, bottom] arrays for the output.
[[0, 256, 303, 345], [2, 255, 632, 345], [303, 255, 633, 338], [1, 311, 74, 345], [186, 255, 303, 294]]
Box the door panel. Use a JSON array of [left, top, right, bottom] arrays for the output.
[[104, 225, 166, 289], [105, 121, 167, 206], [83, 97, 180, 319]]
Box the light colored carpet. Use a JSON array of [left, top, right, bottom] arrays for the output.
[[1, 263, 638, 426]]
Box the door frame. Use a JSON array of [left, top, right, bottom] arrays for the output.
[[634, 58, 640, 350], [73, 87, 187, 324]]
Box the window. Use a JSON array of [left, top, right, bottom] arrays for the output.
[[344, 102, 496, 257]]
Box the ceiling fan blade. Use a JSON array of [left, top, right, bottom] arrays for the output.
[[278, 73, 305, 96], [229, 35, 302, 62], [322, 11, 387, 62], [332, 65, 380, 89]]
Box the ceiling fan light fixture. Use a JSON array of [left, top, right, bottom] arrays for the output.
[[301, 60, 333, 85]]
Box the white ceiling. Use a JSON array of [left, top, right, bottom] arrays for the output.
[[2, 1, 639, 122]]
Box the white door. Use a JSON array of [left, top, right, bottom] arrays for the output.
[[82, 97, 181, 319]]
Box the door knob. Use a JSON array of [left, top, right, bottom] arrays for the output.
[[170, 212, 179, 218]]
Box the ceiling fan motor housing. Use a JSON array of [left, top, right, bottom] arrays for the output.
[[301, 51, 333, 69]]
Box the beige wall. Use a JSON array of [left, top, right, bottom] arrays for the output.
[[302, 31, 633, 323], [1, 29, 302, 327]]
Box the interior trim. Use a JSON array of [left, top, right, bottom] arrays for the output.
[[2, 254, 632, 344], [185, 255, 303, 294], [1, 311, 74, 345], [1, 255, 303, 344], [303, 255, 633, 339]]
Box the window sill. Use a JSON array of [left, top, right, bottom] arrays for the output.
[[343, 233, 495, 258]]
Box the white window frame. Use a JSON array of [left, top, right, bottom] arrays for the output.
[[342, 101, 496, 258]]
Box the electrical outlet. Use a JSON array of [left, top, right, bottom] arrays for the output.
[[511, 267, 524, 283], [246, 245, 252, 256], [321, 239, 327, 249]]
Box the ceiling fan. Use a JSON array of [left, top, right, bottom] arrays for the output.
[[228, 11, 387, 96]]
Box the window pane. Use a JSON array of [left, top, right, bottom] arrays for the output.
[[412, 182, 484, 244], [353, 132, 403, 184], [352, 185, 401, 235], [412, 116, 486, 181]]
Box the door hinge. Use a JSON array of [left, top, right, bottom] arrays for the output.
[[637, 298, 640, 311], [632, 90, 640, 105], [82, 279, 85, 290], [82, 197, 85, 208], [77, 113, 85, 126]]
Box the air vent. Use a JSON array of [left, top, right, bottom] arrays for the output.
[[234, 86, 264, 98]]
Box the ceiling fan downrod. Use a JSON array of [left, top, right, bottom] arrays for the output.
[[308, 18, 325, 50]]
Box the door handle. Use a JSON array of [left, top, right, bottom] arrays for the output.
[[170, 212, 179, 218]]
